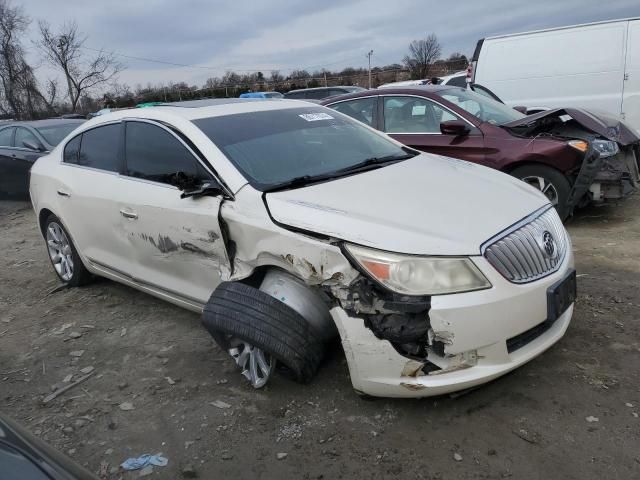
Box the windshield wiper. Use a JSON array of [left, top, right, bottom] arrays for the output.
[[262, 174, 330, 193], [263, 149, 419, 193], [331, 148, 419, 176]]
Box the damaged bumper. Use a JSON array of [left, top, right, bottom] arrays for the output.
[[331, 252, 575, 398], [589, 146, 640, 203]]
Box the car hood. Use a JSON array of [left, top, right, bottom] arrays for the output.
[[265, 154, 550, 255], [503, 108, 640, 145]]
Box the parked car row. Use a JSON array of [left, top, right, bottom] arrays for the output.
[[0, 119, 85, 196], [321, 85, 640, 219], [29, 98, 576, 398]]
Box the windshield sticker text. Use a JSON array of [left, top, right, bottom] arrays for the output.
[[299, 113, 334, 122]]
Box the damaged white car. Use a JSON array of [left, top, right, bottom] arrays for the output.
[[29, 99, 577, 398]]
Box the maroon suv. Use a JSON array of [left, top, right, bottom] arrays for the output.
[[321, 86, 640, 219]]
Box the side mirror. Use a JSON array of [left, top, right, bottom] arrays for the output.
[[440, 120, 470, 136], [513, 106, 527, 114], [181, 180, 224, 199], [22, 140, 44, 151]]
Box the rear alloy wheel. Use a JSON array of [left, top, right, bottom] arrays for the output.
[[43, 214, 92, 286], [46, 222, 74, 282], [511, 165, 571, 220]]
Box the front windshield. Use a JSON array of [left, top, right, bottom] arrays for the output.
[[193, 107, 408, 190], [36, 123, 82, 145], [434, 88, 526, 125]]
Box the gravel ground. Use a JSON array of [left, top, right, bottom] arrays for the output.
[[1, 195, 639, 479]]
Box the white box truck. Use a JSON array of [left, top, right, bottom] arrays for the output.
[[471, 18, 640, 134]]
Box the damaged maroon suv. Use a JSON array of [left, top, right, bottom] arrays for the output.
[[322, 86, 640, 219]]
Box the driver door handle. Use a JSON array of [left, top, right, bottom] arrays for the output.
[[57, 190, 71, 197], [119, 209, 138, 219]]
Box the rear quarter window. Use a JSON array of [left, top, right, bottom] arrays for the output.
[[63, 135, 81, 164]]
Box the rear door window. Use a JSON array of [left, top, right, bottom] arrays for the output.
[[329, 97, 377, 127], [78, 124, 121, 172], [15, 127, 40, 149], [0, 127, 15, 147], [125, 121, 208, 185]]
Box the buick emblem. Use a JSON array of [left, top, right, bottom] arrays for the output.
[[540, 231, 556, 259]]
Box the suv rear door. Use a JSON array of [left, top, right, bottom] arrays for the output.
[[118, 120, 230, 307]]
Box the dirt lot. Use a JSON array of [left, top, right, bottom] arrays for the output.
[[1, 195, 639, 480]]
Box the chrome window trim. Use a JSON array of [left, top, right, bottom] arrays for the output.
[[325, 95, 379, 107]]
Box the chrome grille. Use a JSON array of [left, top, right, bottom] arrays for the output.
[[483, 207, 568, 284]]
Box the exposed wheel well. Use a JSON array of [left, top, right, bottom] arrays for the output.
[[38, 208, 54, 236], [502, 161, 566, 177]]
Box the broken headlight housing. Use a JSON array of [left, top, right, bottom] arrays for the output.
[[344, 244, 491, 295], [591, 139, 619, 158]]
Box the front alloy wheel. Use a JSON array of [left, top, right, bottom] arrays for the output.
[[227, 338, 275, 388]]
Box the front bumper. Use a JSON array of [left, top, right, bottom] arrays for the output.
[[331, 249, 575, 398], [589, 147, 640, 203]]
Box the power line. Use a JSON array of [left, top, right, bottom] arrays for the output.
[[82, 46, 373, 75]]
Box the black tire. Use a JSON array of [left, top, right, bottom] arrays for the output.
[[43, 214, 92, 287], [202, 282, 325, 383], [510, 165, 571, 220]]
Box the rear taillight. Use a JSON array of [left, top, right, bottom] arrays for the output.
[[466, 62, 476, 83]]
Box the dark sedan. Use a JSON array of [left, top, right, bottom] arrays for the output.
[[322, 86, 640, 219], [284, 86, 365, 100], [0, 119, 84, 196]]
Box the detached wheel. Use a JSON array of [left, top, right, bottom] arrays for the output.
[[511, 165, 571, 220], [44, 214, 92, 286], [202, 282, 325, 387]]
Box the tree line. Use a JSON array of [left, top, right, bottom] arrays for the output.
[[0, 0, 466, 119]]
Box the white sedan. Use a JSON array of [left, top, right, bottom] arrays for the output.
[[29, 99, 576, 398]]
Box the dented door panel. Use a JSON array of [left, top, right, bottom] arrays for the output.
[[118, 176, 230, 304]]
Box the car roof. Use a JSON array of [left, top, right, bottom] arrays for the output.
[[285, 86, 360, 94], [80, 98, 322, 125], [0, 118, 85, 128], [320, 85, 459, 104]]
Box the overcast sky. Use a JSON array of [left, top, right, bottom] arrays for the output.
[[21, 0, 640, 90]]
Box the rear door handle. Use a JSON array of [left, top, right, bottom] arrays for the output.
[[120, 209, 138, 219], [57, 190, 71, 197]]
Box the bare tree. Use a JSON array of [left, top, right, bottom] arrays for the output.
[[269, 70, 283, 85], [403, 33, 442, 79], [0, 0, 54, 118], [38, 21, 124, 112]]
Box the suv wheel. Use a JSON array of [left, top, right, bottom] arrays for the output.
[[511, 165, 571, 220]]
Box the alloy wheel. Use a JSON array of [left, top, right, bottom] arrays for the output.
[[227, 339, 275, 388], [46, 222, 74, 282], [520, 175, 559, 206]]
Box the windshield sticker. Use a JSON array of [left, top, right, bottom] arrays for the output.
[[299, 113, 334, 122]]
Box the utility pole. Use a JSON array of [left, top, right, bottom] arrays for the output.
[[367, 50, 373, 89]]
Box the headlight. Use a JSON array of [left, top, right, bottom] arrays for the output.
[[591, 139, 619, 158], [344, 244, 491, 295]]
